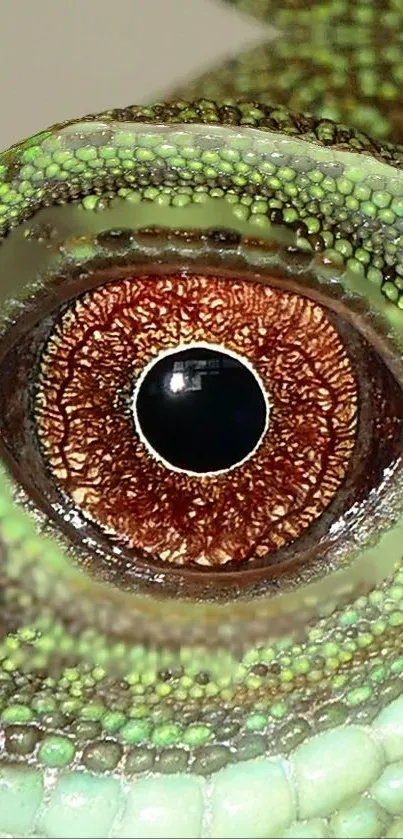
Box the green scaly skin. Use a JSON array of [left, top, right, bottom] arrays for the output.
[[0, 1, 402, 837]]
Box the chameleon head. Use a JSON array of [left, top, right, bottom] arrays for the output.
[[0, 104, 402, 838]]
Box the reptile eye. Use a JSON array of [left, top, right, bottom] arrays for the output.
[[30, 271, 358, 572], [2, 254, 402, 605], [0, 110, 402, 624]]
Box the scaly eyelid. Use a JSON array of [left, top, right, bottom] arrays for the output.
[[0, 446, 401, 652], [0, 115, 402, 315]]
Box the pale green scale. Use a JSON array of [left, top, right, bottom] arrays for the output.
[[0, 714, 402, 837]]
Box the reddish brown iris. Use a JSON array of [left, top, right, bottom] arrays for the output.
[[35, 272, 357, 566]]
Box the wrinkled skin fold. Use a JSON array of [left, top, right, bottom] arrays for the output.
[[0, 1, 402, 837]]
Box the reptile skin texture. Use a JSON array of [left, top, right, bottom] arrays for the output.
[[0, 1, 402, 836]]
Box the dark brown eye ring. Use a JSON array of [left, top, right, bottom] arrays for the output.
[[0, 229, 402, 602]]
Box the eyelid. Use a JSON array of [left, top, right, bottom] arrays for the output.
[[0, 116, 402, 318], [0, 446, 401, 652], [1, 222, 402, 393]]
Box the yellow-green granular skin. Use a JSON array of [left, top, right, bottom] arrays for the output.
[[175, 0, 403, 144], [0, 1, 403, 837]]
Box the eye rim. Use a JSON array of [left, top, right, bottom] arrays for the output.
[[2, 99, 401, 240], [1, 439, 402, 651], [1, 106, 403, 297], [1, 109, 403, 332], [1, 242, 403, 605]]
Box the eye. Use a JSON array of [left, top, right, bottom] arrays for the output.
[[0, 105, 402, 624], [0, 105, 403, 838], [1, 259, 401, 602]]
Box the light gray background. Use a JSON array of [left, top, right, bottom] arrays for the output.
[[0, 0, 266, 151]]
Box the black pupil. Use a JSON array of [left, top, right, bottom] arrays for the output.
[[135, 346, 267, 473]]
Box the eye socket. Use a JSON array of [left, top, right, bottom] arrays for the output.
[[0, 109, 403, 638], [1, 239, 403, 602]]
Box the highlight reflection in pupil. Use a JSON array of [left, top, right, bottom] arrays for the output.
[[133, 345, 268, 474]]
